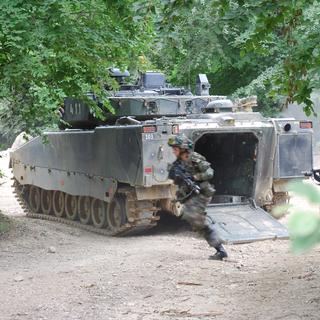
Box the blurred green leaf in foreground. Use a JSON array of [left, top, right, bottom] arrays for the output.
[[275, 181, 320, 254]]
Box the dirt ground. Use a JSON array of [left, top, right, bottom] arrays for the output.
[[1, 150, 320, 320]]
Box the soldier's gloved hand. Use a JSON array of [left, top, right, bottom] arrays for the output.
[[193, 174, 200, 181], [173, 176, 184, 185]]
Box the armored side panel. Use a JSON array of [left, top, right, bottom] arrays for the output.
[[12, 126, 146, 201], [13, 126, 144, 183], [11, 123, 178, 203]]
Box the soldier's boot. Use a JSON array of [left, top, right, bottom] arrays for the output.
[[204, 225, 228, 261], [209, 244, 228, 261]]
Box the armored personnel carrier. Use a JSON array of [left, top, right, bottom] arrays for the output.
[[10, 69, 314, 243]]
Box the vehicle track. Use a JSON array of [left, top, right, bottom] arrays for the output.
[[13, 179, 158, 237]]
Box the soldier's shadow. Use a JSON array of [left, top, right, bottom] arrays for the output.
[[143, 211, 192, 236]]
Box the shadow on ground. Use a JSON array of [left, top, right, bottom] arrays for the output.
[[140, 211, 191, 237]]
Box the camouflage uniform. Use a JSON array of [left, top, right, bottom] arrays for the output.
[[168, 134, 228, 259], [178, 152, 224, 251], [178, 152, 213, 227]]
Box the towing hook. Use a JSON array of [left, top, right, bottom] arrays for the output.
[[311, 169, 320, 183]]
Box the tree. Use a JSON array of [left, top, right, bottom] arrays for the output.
[[0, 0, 152, 139], [143, 0, 281, 115], [220, 0, 320, 116], [150, 0, 320, 115], [2, 0, 320, 141]]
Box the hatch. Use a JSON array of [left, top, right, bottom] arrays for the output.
[[193, 132, 289, 243], [206, 202, 289, 244], [195, 132, 258, 200]]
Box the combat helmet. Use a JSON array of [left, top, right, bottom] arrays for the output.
[[168, 134, 193, 150]]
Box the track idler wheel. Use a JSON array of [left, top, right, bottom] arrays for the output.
[[78, 196, 92, 225], [28, 186, 41, 213], [107, 194, 127, 232], [52, 191, 66, 217], [40, 189, 52, 215], [91, 199, 108, 228], [65, 194, 78, 220]]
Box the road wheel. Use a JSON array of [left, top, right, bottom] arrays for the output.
[[40, 189, 52, 215], [107, 194, 127, 232], [65, 194, 78, 220], [28, 186, 41, 213], [52, 191, 65, 217], [91, 199, 108, 228], [78, 196, 92, 225]]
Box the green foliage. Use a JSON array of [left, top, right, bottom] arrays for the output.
[[285, 182, 320, 254], [218, 0, 320, 114], [232, 67, 282, 117], [0, 0, 153, 137], [1, 0, 320, 139], [151, 0, 320, 115], [147, 0, 282, 114]]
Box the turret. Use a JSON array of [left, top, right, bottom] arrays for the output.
[[61, 70, 250, 129]]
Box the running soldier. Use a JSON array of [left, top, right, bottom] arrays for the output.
[[168, 134, 228, 260]]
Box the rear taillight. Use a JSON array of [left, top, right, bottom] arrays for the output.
[[172, 124, 179, 134], [143, 125, 157, 133], [300, 121, 313, 129], [144, 167, 153, 174]]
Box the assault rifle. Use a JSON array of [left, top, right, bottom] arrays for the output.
[[168, 160, 201, 201]]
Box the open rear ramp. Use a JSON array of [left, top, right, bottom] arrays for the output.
[[206, 202, 289, 244]]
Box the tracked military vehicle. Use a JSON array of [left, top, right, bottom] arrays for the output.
[[10, 69, 314, 243]]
